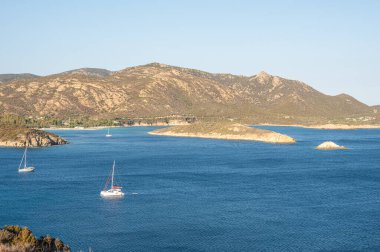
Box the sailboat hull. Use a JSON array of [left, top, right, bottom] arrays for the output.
[[100, 189, 125, 198], [18, 167, 35, 173]]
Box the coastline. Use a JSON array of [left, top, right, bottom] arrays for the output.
[[39, 123, 380, 131], [257, 123, 380, 130], [39, 122, 187, 130], [40, 125, 137, 131], [40, 126, 110, 131]]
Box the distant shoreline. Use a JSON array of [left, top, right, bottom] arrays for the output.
[[40, 126, 110, 131], [41, 123, 380, 131], [39, 122, 187, 130], [257, 123, 380, 130]]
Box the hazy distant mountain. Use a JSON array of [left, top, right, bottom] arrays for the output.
[[0, 63, 378, 125], [58, 68, 112, 77], [0, 73, 39, 83]]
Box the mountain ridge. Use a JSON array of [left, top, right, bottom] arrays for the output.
[[0, 63, 378, 125]]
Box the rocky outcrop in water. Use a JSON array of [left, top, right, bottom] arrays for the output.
[[0, 225, 70, 252], [0, 127, 68, 147], [316, 141, 347, 150]]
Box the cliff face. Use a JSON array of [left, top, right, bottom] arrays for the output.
[[0, 225, 70, 252], [0, 63, 378, 125], [0, 128, 68, 147], [149, 122, 296, 144]]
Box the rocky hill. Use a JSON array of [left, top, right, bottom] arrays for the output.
[[0, 63, 378, 125], [0, 127, 68, 147], [0, 225, 70, 252]]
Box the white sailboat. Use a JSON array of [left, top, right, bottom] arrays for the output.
[[105, 128, 112, 137], [100, 161, 125, 198], [18, 146, 35, 173]]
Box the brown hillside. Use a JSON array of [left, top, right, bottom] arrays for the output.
[[0, 63, 378, 125]]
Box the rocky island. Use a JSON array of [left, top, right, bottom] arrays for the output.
[[0, 225, 70, 252], [149, 122, 296, 144], [0, 127, 68, 147], [316, 141, 347, 150]]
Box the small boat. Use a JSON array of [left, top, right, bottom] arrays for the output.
[[18, 146, 35, 173], [105, 128, 112, 137], [100, 161, 124, 198]]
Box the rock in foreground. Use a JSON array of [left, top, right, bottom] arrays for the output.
[[0, 225, 70, 252], [0, 127, 68, 147], [149, 122, 296, 144], [316, 141, 346, 150]]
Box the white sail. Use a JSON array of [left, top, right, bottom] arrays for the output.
[[18, 148, 26, 170]]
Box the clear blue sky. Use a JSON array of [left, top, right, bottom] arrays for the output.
[[1, 0, 379, 105]]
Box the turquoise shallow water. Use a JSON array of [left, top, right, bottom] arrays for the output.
[[0, 126, 379, 251]]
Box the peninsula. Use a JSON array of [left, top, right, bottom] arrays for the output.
[[149, 122, 296, 144], [0, 127, 68, 147]]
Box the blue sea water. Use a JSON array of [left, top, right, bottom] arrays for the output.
[[0, 126, 379, 251]]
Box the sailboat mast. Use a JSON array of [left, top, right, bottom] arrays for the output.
[[24, 147, 27, 168], [111, 161, 115, 187]]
